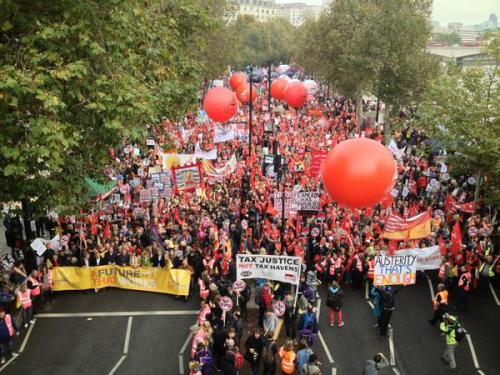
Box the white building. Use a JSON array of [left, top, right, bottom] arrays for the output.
[[232, 0, 325, 26]]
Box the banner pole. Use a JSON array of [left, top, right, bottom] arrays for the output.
[[293, 282, 300, 311]]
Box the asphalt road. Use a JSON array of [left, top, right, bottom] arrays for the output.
[[2, 277, 499, 375]]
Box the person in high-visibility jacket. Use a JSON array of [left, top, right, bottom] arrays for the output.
[[440, 314, 458, 372], [27, 269, 41, 314], [429, 283, 448, 325], [278, 339, 296, 374], [455, 267, 471, 312], [16, 283, 34, 329], [0, 307, 18, 364], [476, 255, 496, 291]]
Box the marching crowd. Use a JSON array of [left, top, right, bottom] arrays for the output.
[[1, 67, 499, 373]]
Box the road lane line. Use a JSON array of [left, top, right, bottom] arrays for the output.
[[19, 319, 36, 353], [393, 368, 402, 375], [36, 310, 198, 318], [178, 331, 194, 375], [465, 334, 480, 369], [367, 301, 374, 309], [365, 281, 369, 299], [388, 331, 396, 365], [477, 369, 486, 375], [123, 317, 133, 354], [318, 331, 334, 364], [426, 278, 435, 300], [316, 298, 321, 321], [332, 367, 337, 375], [108, 355, 126, 375], [489, 282, 500, 305], [0, 353, 18, 372]]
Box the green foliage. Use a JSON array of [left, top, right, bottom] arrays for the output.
[[417, 33, 500, 204], [0, 0, 224, 214]]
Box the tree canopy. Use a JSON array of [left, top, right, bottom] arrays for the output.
[[417, 33, 500, 204], [0, 0, 229, 214]]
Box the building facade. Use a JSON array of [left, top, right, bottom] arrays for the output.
[[232, 0, 326, 26]]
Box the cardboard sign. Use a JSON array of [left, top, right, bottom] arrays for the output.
[[273, 301, 286, 317], [236, 254, 302, 285], [374, 255, 417, 286], [219, 296, 233, 311], [232, 280, 246, 293]]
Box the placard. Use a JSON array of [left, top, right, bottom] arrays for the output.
[[374, 254, 417, 286], [236, 254, 302, 285]]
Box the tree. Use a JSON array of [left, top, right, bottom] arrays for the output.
[[417, 33, 500, 204], [0, 0, 224, 226]]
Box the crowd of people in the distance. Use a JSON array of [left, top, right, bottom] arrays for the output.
[[1, 65, 498, 373]]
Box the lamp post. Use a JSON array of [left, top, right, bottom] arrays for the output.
[[268, 64, 272, 113], [248, 65, 253, 169]]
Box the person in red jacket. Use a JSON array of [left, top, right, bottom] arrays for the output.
[[259, 282, 274, 328]]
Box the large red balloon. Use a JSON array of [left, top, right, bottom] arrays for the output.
[[322, 138, 396, 209], [270, 78, 288, 100], [203, 87, 238, 123], [284, 81, 307, 108], [229, 72, 247, 90], [236, 83, 257, 104]]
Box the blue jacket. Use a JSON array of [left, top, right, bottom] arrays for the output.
[[298, 311, 318, 333], [370, 287, 382, 318]]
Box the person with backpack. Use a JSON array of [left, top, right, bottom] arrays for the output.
[[245, 328, 265, 375], [300, 353, 322, 375], [278, 339, 296, 375], [297, 305, 318, 346], [326, 281, 344, 327], [296, 338, 313, 371], [363, 353, 389, 375], [223, 338, 243, 375], [440, 313, 463, 372], [261, 332, 278, 375]]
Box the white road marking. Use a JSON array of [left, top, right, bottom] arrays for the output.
[[388, 331, 396, 365], [477, 369, 486, 375], [316, 298, 322, 321], [0, 353, 18, 372], [365, 281, 369, 299], [489, 282, 500, 306], [318, 331, 334, 364], [367, 301, 374, 309], [108, 354, 126, 375], [393, 367, 402, 375], [466, 334, 481, 369], [19, 319, 36, 353], [427, 278, 435, 300], [123, 317, 133, 354], [178, 331, 194, 375], [36, 310, 198, 318], [332, 367, 337, 375]]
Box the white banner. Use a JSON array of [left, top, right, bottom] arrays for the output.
[[195, 144, 217, 160], [236, 254, 302, 285], [214, 124, 235, 143], [388, 139, 405, 161], [381, 245, 442, 270]]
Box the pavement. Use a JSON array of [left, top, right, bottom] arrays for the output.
[[1, 274, 499, 375]]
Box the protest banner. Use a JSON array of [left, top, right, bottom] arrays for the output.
[[53, 266, 191, 295], [382, 211, 431, 240], [214, 124, 235, 143], [382, 246, 442, 271], [236, 254, 302, 285], [374, 254, 417, 286], [308, 150, 328, 178], [297, 192, 320, 212], [273, 191, 320, 218], [140, 189, 152, 203], [194, 144, 217, 160], [262, 155, 277, 178], [172, 163, 203, 193]]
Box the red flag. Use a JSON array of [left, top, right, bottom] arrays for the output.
[[450, 221, 462, 256], [90, 213, 98, 236], [103, 221, 111, 240], [266, 204, 279, 216], [444, 193, 455, 211], [438, 236, 447, 256], [388, 240, 398, 255], [453, 202, 476, 214]]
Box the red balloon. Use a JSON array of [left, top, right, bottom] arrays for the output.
[[203, 87, 238, 123], [229, 72, 247, 90], [270, 78, 288, 100], [236, 83, 257, 104], [322, 138, 396, 209], [284, 81, 307, 108]]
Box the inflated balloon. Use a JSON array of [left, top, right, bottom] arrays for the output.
[[322, 138, 396, 209], [284, 81, 307, 108], [270, 78, 289, 100], [203, 87, 238, 123], [229, 72, 247, 90], [236, 83, 257, 104], [304, 80, 318, 96]]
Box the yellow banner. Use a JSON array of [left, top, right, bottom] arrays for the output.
[[382, 220, 431, 240], [53, 266, 191, 296]]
